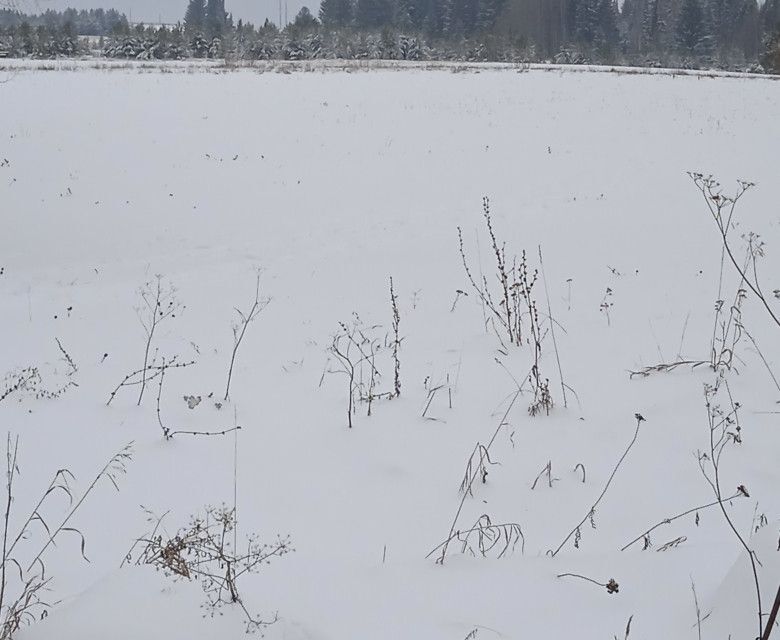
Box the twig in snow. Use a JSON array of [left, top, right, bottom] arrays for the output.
[[620, 490, 744, 551], [224, 271, 269, 402], [549, 413, 645, 557], [556, 573, 620, 594]]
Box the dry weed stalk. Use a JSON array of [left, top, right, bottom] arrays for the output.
[[224, 272, 270, 402], [428, 514, 524, 561], [54, 338, 77, 377], [459, 444, 497, 496], [127, 507, 292, 633], [428, 390, 522, 564], [154, 357, 241, 440], [549, 413, 645, 557], [457, 198, 526, 348], [0, 437, 132, 639], [763, 586, 780, 640], [457, 199, 553, 415], [689, 174, 779, 330], [1, 362, 76, 404], [107, 353, 195, 406], [134, 275, 183, 406], [556, 572, 620, 594], [530, 460, 557, 490], [538, 245, 571, 408], [389, 277, 401, 399], [620, 489, 745, 552], [326, 317, 393, 428], [697, 375, 764, 638]]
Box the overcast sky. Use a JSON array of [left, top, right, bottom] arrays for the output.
[[24, 0, 314, 26]]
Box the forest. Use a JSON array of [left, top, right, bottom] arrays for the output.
[[1, 0, 779, 72]]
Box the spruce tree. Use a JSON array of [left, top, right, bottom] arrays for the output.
[[575, 0, 600, 43], [642, 0, 660, 50], [762, 24, 780, 70], [676, 0, 705, 52], [319, 0, 354, 27], [355, 0, 395, 28], [596, 0, 619, 49], [184, 0, 205, 35], [205, 0, 226, 39], [292, 6, 319, 29]]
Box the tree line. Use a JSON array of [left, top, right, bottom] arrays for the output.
[[1, 0, 779, 71]]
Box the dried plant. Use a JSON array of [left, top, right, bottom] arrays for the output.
[[224, 272, 270, 402], [457, 199, 531, 347], [656, 535, 687, 552], [0, 437, 132, 639], [126, 506, 292, 633], [327, 324, 358, 429], [1, 362, 76, 405], [629, 174, 771, 380], [134, 275, 183, 406], [428, 391, 521, 564], [763, 586, 780, 640], [459, 444, 497, 496], [54, 338, 77, 377], [599, 287, 614, 326], [697, 375, 764, 638], [689, 173, 778, 330], [530, 460, 557, 490], [615, 614, 633, 640], [0, 369, 37, 405], [107, 353, 195, 406], [154, 357, 241, 440], [325, 317, 393, 428], [428, 514, 524, 561], [457, 199, 553, 415], [389, 277, 401, 399], [450, 289, 467, 313], [620, 489, 745, 552], [421, 374, 453, 422], [549, 413, 645, 557], [538, 245, 572, 408], [556, 573, 620, 594], [629, 360, 709, 378]]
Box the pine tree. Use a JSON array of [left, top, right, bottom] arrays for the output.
[[184, 0, 205, 35]]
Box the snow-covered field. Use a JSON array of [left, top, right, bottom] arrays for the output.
[[1, 64, 779, 640]]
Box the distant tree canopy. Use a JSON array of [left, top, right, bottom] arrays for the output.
[[0, 7, 128, 35], [0, 0, 777, 70]]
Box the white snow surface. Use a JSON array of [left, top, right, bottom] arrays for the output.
[[1, 63, 779, 640]]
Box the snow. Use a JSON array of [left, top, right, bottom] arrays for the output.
[[1, 62, 779, 639]]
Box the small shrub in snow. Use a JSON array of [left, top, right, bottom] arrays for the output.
[[126, 507, 292, 634], [324, 314, 397, 428]]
